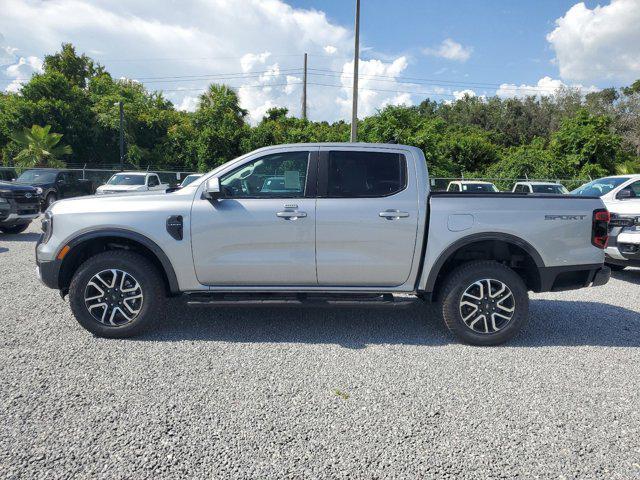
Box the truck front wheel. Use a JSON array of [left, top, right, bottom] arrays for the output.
[[68, 251, 166, 338], [0, 222, 30, 234], [440, 260, 529, 346]]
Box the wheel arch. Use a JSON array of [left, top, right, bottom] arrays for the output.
[[57, 228, 180, 296], [424, 232, 545, 300]]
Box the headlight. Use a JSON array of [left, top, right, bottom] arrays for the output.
[[35, 187, 43, 195], [41, 211, 53, 244]]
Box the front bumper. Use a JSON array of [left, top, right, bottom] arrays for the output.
[[36, 259, 62, 289], [0, 197, 40, 224], [605, 224, 640, 265], [35, 233, 62, 289]]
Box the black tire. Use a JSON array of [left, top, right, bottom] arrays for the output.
[[69, 250, 166, 338], [0, 222, 30, 234], [45, 192, 57, 207], [440, 260, 529, 346], [606, 263, 626, 272]]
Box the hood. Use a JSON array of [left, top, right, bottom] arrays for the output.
[[97, 184, 147, 192], [14, 181, 50, 188], [49, 188, 176, 215], [0, 181, 38, 193]]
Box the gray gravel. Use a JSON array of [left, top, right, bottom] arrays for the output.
[[1, 222, 639, 479]]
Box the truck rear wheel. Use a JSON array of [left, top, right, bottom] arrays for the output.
[[440, 260, 529, 346], [68, 251, 166, 338]]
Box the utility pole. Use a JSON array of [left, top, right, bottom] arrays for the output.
[[350, 0, 361, 142], [302, 53, 308, 120], [118, 101, 125, 171]]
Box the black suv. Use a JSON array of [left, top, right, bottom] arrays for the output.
[[15, 169, 93, 209], [0, 181, 41, 234]]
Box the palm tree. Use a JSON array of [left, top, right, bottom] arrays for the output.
[[10, 125, 72, 168], [615, 159, 640, 175]]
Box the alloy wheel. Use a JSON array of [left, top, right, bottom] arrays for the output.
[[459, 278, 515, 334], [84, 269, 144, 326]]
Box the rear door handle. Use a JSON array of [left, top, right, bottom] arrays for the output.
[[379, 210, 409, 220], [276, 211, 307, 220]]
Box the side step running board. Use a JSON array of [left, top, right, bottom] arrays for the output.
[[186, 292, 419, 308]]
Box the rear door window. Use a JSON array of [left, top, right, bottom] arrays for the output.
[[324, 151, 406, 198]]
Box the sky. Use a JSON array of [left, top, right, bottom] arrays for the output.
[[1, 0, 639, 124]]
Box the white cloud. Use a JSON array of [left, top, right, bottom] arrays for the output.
[[423, 38, 473, 62], [336, 56, 413, 119], [547, 0, 640, 83], [453, 89, 476, 100], [177, 95, 199, 112], [0, 0, 414, 123], [495, 76, 598, 98], [4, 55, 43, 92], [240, 52, 271, 73]]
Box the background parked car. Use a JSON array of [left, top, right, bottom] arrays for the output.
[[572, 174, 640, 270], [0, 181, 41, 234], [512, 181, 568, 194], [180, 173, 203, 187], [446, 180, 499, 192], [0, 168, 16, 182], [15, 169, 93, 209], [95, 172, 169, 195]]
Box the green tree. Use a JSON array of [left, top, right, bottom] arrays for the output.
[[192, 84, 249, 171], [10, 125, 72, 168], [43, 43, 101, 88], [550, 109, 622, 174]]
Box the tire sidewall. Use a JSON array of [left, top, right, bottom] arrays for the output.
[[46, 193, 57, 207], [0, 222, 30, 234], [442, 262, 529, 346], [69, 252, 164, 338]]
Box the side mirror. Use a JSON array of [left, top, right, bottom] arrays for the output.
[[616, 189, 632, 200], [203, 177, 223, 200]]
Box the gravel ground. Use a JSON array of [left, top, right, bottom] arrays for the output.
[[1, 222, 639, 479]]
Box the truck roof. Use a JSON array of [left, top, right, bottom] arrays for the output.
[[250, 142, 423, 154], [515, 181, 563, 185], [450, 180, 495, 185]]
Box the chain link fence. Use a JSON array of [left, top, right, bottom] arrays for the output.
[[0, 166, 197, 192]]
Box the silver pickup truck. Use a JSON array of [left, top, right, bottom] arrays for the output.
[[36, 143, 611, 345]]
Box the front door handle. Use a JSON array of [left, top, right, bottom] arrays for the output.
[[276, 211, 307, 220], [379, 210, 409, 220]]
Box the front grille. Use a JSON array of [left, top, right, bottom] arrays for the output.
[[3, 191, 40, 202], [14, 195, 40, 204]]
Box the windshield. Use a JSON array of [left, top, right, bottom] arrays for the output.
[[462, 183, 498, 192], [571, 177, 630, 197], [17, 170, 57, 183], [181, 174, 201, 187], [107, 174, 145, 186], [532, 184, 568, 194]]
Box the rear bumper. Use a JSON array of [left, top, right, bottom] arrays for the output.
[[538, 264, 610, 292]]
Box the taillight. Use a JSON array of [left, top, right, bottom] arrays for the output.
[[592, 208, 610, 249]]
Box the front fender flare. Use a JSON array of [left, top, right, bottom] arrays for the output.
[[60, 228, 180, 294]]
